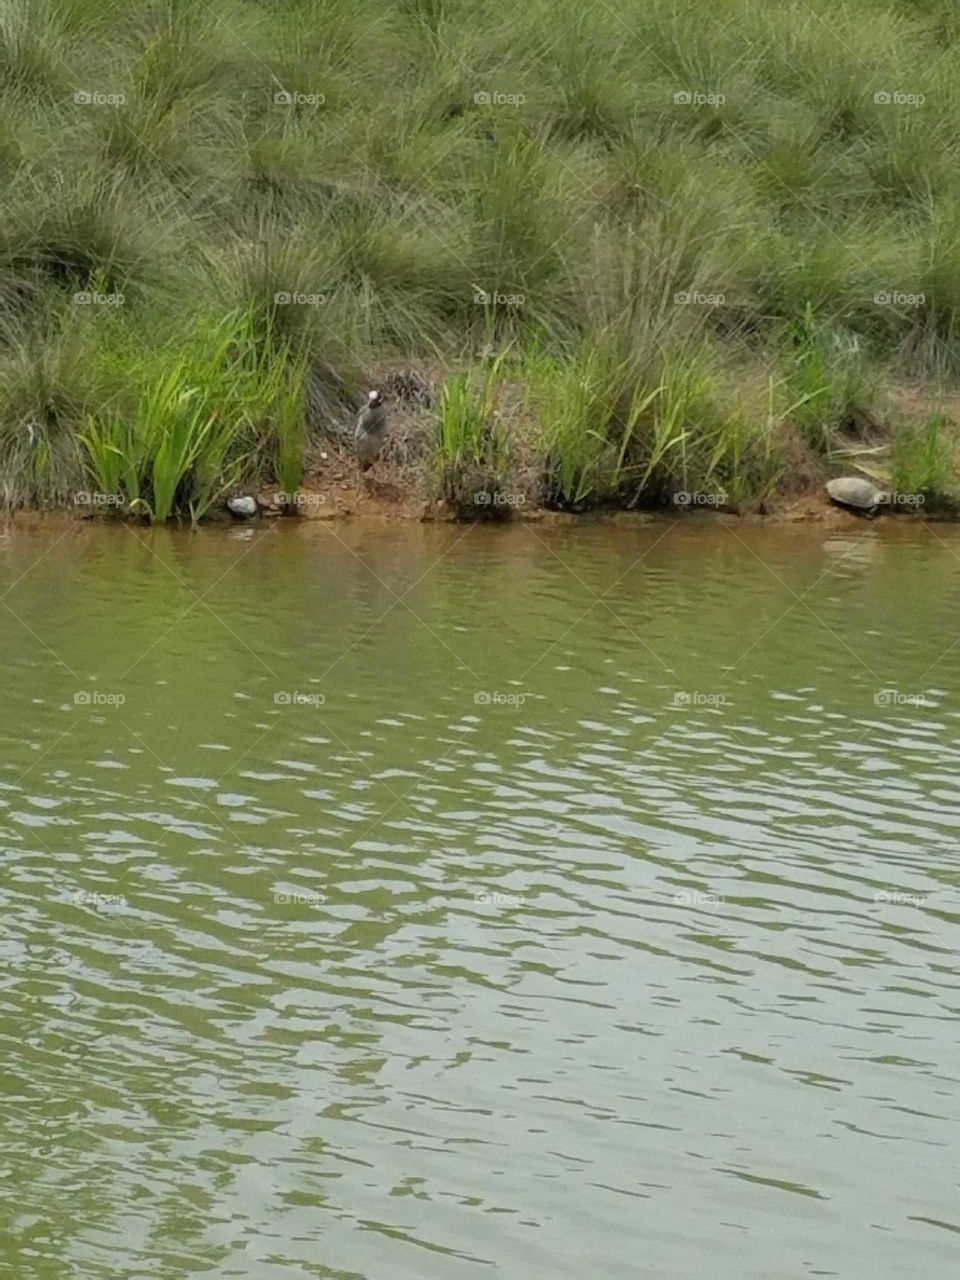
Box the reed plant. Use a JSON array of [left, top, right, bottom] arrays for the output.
[[435, 356, 512, 516], [891, 414, 955, 507], [77, 310, 308, 522]]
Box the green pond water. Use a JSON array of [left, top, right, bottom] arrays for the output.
[[1, 516, 958, 1279]]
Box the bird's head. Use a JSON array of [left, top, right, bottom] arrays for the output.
[[368, 389, 382, 406]]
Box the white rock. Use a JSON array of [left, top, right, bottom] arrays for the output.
[[227, 495, 258, 517]]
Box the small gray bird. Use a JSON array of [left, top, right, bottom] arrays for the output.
[[354, 389, 388, 471]]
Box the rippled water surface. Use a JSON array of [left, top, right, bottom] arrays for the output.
[[1, 517, 958, 1278]]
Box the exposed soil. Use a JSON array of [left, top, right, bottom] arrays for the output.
[[254, 397, 957, 527], [278, 447, 431, 522], [9, 487, 956, 532], [8, 448, 953, 529], [248, 458, 948, 528], [9, 430, 957, 530]]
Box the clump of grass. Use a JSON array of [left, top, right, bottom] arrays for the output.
[[0, 314, 107, 509], [612, 346, 770, 509], [523, 343, 616, 511], [782, 307, 882, 453], [81, 356, 245, 524], [891, 413, 956, 507], [435, 357, 512, 517], [524, 332, 799, 512], [78, 309, 309, 523], [247, 335, 308, 508], [524, 340, 658, 511], [0, 1, 71, 100]]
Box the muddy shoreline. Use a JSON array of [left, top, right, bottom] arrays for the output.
[[8, 481, 960, 530]]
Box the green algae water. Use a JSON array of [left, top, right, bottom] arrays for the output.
[[1, 517, 958, 1279]]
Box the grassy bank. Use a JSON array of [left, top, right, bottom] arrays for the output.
[[3, 0, 960, 519]]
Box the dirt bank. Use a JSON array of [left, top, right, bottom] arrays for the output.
[[245, 458, 953, 528], [7, 444, 956, 530]]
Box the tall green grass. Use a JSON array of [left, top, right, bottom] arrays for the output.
[[435, 357, 513, 515], [891, 414, 955, 506], [523, 337, 793, 511], [1, 0, 959, 513], [78, 310, 308, 523], [524, 341, 661, 510]]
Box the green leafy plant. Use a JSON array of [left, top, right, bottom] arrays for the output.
[[892, 413, 955, 507], [77, 309, 307, 523], [435, 355, 511, 515]]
